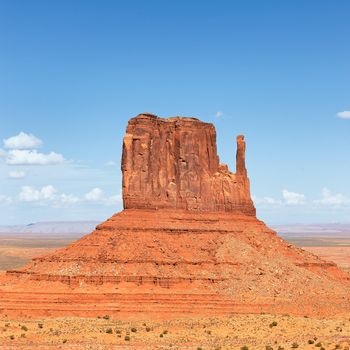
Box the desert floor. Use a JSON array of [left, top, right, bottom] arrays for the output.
[[0, 313, 350, 349]]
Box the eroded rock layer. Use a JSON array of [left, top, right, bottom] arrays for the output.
[[122, 114, 255, 215], [0, 113, 349, 319]]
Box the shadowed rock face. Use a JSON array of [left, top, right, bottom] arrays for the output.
[[122, 113, 256, 215]]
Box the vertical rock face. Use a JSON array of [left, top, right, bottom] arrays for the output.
[[122, 113, 256, 215]]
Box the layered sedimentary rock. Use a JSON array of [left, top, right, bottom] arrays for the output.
[[0, 113, 349, 319], [122, 114, 255, 215]]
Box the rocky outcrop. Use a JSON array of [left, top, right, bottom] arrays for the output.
[[122, 113, 255, 215], [0, 113, 349, 320]]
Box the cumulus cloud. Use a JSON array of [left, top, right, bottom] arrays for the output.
[[8, 170, 26, 179], [19, 185, 57, 202], [104, 193, 123, 206], [0, 149, 6, 158], [6, 150, 65, 165], [59, 193, 80, 204], [337, 111, 350, 119], [18, 185, 79, 206], [105, 161, 117, 166], [282, 189, 306, 205], [252, 195, 282, 205], [85, 187, 121, 205], [254, 190, 306, 206], [4, 132, 43, 149], [85, 188, 104, 201], [215, 111, 223, 118], [314, 188, 350, 206], [0, 195, 12, 203]]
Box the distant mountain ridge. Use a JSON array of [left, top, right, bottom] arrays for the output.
[[0, 221, 349, 237], [272, 223, 350, 237], [0, 221, 101, 236]]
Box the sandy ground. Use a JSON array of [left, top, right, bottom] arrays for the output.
[[0, 314, 349, 349]]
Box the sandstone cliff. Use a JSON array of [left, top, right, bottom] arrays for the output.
[[122, 113, 255, 215]]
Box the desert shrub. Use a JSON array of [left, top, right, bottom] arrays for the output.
[[291, 343, 299, 348], [105, 328, 113, 334], [270, 321, 278, 328], [21, 325, 28, 331], [160, 333, 164, 338], [278, 346, 284, 350], [103, 315, 110, 320], [10, 335, 15, 340], [241, 346, 249, 350], [308, 340, 314, 344], [266, 346, 273, 350], [38, 323, 43, 329], [124, 335, 130, 341], [315, 343, 322, 347], [131, 327, 137, 333], [115, 329, 121, 334], [197, 347, 203, 350], [146, 326, 151, 332], [320, 347, 325, 350], [63, 339, 67, 343], [163, 330, 168, 334]]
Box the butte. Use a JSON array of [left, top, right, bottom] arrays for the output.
[[0, 113, 349, 319]]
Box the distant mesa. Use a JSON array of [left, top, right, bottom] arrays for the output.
[[0, 113, 349, 319]]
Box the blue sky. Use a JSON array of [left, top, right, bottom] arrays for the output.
[[0, 0, 349, 225]]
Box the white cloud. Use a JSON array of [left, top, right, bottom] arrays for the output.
[[0, 195, 12, 203], [314, 187, 350, 206], [59, 193, 79, 204], [4, 132, 43, 149], [282, 189, 305, 205], [8, 170, 26, 179], [6, 150, 65, 165], [85, 188, 122, 205], [85, 188, 104, 201], [19, 185, 57, 202], [17, 185, 119, 207], [252, 195, 282, 205], [18, 185, 79, 206], [0, 149, 6, 158], [337, 111, 350, 119], [105, 161, 117, 166], [104, 193, 123, 205], [215, 111, 223, 118]]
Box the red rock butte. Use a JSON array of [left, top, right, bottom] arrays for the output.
[[0, 113, 349, 319], [122, 114, 255, 214]]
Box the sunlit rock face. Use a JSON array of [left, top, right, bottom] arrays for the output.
[[122, 113, 255, 215]]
